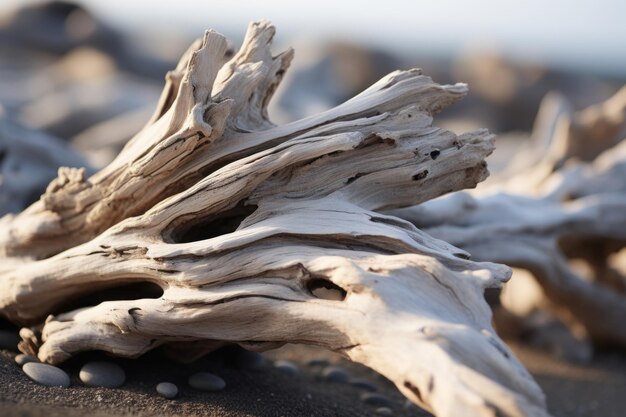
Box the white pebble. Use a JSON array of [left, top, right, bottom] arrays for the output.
[[361, 392, 392, 407], [348, 377, 378, 392], [188, 372, 226, 391], [274, 360, 299, 376], [322, 366, 350, 383], [375, 406, 393, 416], [23, 362, 70, 387], [80, 361, 126, 388], [156, 381, 178, 399]]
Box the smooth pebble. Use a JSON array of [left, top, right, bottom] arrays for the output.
[[188, 372, 226, 391], [15, 354, 39, 366], [0, 330, 20, 350], [80, 361, 126, 388], [348, 377, 377, 392], [23, 362, 70, 387], [361, 392, 392, 407], [321, 366, 350, 383], [156, 381, 178, 399], [274, 360, 299, 376], [375, 407, 394, 416]]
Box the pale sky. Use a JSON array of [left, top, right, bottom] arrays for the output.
[[4, 0, 626, 75]]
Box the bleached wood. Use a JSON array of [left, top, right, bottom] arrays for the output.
[[0, 21, 549, 417], [394, 88, 626, 351]]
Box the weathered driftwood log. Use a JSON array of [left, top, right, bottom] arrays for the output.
[[0, 21, 550, 417], [394, 87, 626, 356]]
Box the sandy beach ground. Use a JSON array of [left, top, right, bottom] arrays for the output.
[[1, 340, 625, 417]]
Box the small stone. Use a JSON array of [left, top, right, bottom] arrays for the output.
[[23, 362, 70, 387], [0, 330, 20, 350], [306, 358, 330, 367], [361, 392, 392, 407], [79, 361, 126, 388], [15, 354, 39, 366], [156, 382, 178, 399], [321, 366, 350, 383], [274, 360, 299, 376], [188, 372, 226, 391], [348, 377, 377, 392], [375, 407, 393, 416]]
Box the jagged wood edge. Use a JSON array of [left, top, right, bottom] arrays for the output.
[[0, 21, 550, 417]]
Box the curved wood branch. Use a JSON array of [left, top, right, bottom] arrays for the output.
[[0, 21, 549, 417], [395, 87, 626, 351]]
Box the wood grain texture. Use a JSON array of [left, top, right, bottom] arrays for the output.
[[394, 87, 626, 354], [0, 21, 550, 417]]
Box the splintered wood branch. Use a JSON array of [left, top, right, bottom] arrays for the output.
[[0, 21, 550, 417], [394, 87, 626, 353]]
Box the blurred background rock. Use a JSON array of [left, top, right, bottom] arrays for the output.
[[0, 0, 624, 207]]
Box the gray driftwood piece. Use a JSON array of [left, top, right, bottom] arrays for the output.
[[0, 21, 550, 417], [394, 87, 626, 355]]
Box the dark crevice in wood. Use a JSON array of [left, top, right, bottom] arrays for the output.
[[307, 278, 347, 301], [404, 380, 423, 403], [52, 281, 164, 317], [168, 201, 258, 243]]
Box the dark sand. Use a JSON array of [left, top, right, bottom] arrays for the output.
[[1, 341, 625, 417]]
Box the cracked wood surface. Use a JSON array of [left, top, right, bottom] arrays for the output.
[[0, 21, 550, 417], [394, 88, 626, 352]]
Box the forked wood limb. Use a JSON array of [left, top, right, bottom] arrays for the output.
[[0, 21, 550, 417]]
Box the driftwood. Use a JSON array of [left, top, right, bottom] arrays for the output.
[[0, 21, 550, 417], [394, 87, 626, 357]]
